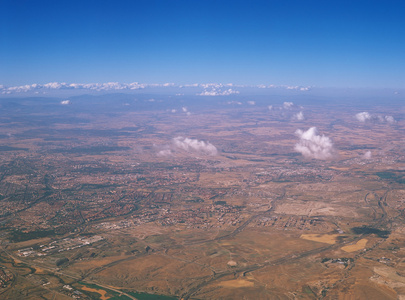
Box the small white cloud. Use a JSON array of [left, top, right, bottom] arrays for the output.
[[173, 137, 218, 156], [283, 102, 294, 109], [182, 107, 188, 112], [171, 109, 177, 113], [355, 112, 372, 122], [285, 85, 311, 91], [60, 100, 70, 105], [363, 151, 372, 159], [356, 112, 396, 124], [385, 115, 395, 124], [294, 127, 335, 160], [157, 149, 172, 157], [198, 88, 240, 96], [247, 101, 256, 105], [293, 111, 304, 121], [44, 82, 64, 89], [268, 105, 273, 110]]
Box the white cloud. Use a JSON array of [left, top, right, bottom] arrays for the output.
[[294, 127, 335, 160], [247, 101, 256, 105], [227, 101, 242, 105], [60, 100, 70, 105], [181, 107, 191, 115], [171, 109, 177, 113], [198, 88, 240, 96], [285, 85, 311, 91], [173, 137, 218, 156], [0, 81, 314, 95], [0, 82, 146, 94], [200, 83, 224, 89], [157, 149, 172, 157], [363, 151, 372, 159], [293, 111, 304, 121], [355, 112, 372, 122], [44, 82, 64, 89], [355, 112, 396, 124], [283, 101, 294, 109], [385, 115, 395, 124], [268, 105, 273, 110]]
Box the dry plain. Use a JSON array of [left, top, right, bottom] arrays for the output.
[[0, 96, 404, 299]]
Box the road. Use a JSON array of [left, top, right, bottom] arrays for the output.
[[0, 245, 138, 300]]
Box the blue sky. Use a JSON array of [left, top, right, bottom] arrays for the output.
[[1, 0, 405, 88]]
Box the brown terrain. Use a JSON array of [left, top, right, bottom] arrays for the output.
[[0, 95, 404, 299]]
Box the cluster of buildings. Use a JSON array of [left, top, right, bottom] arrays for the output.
[[254, 215, 333, 232], [0, 268, 13, 288], [96, 202, 245, 230], [17, 235, 104, 257]]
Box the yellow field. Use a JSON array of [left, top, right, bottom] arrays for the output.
[[80, 286, 109, 300], [341, 239, 368, 252], [34, 267, 46, 274], [328, 167, 351, 171], [300, 234, 340, 244], [218, 279, 255, 288]]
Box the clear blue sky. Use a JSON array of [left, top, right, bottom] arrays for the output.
[[1, 0, 405, 88]]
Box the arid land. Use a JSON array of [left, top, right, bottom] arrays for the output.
[[0, 95, 404, 299]]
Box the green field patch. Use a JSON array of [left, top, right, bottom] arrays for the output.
[[9, 229, 56, 242], [126, 291, 178, 300], [351, 226, 390, 238], [375, 171, 405, 184]]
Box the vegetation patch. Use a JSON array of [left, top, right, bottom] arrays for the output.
[[351, 226, 390, 238], [126, 291, 178, 300], [0, 146, 28, 151], [375, 171, 405, 184], [9, 229, 56, 242]]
